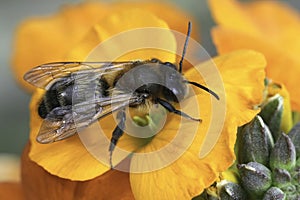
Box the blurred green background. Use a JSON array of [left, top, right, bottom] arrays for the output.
[[0, 0, 299, 156]]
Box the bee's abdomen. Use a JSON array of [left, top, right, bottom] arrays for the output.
[[38, 80, 74, 119], [38, 100, 48, 119], [38, 77, 110, 119], [98, 78, 110, 97]]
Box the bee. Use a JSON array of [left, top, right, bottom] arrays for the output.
[[24, 22, 219, 167]]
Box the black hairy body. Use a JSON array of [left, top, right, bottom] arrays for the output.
[[38, 59, 187, 121]]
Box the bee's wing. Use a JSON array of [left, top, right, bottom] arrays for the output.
[[36, 92, 140, 143], [37, 105, 76, 143], [24, 62, 134, 89]]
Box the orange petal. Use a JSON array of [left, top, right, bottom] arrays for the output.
[[12, 2, 109, 91], [208, 0, 261, 36], [209, 0, 300, 49], [242, 0, 300, 56], [0, 182, 24, 200], [130, 50, 266, 199], [66, 9, 176, 62], [186, 50, 266, 126], [212, 27, 300, 111], [111, 2, 199, 39], [22, 143, 134, 200]]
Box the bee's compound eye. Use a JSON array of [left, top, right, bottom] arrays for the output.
[[150, 58, 162, 63]]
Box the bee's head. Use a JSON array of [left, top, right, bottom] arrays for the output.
[[160, 21, 191, 102], [160, 64, 188, 102]]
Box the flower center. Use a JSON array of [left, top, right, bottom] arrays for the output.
[[123, 104, 167, 139]]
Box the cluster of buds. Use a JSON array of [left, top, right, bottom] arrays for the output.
[[195, 81, 300, 200]]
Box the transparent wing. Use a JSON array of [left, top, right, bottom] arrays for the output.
[[36, 92, 142, 144], [24, 61, 135, 89], [37, 105, 76, 143]]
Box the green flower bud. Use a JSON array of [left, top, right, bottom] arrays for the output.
[[262, 187, 285, 200], [270, 133, 296, 171], [259, 94, 284, 141], [219, 182, 247, 200], [288, 122, 300, 158], [238, 162, 272, 196], [272, 168, 292, 187], [237, 116, 274, 166]]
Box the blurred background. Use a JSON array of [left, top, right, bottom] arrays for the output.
[[0, 0, 300, 179]]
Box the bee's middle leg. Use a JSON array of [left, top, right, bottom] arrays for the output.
[[109, 110, 126, 168]]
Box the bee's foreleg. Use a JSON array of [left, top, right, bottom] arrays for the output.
[[109, 110, 126, 169], [156, 98, 202, 122]]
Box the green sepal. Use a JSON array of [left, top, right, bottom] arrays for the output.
[[270, 133, 296, 171], [272, 168, 292, 188], [237, 116, 274, 166], [262, 187, 285, 200], [259, 94, 284, 141], [219, 182, 247, 200], [237, 162, 272, 196], [288, 122, 300, 158]]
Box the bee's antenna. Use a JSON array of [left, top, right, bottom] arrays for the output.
[[179, 21, 192, 73], [185, 80, 220, 100]]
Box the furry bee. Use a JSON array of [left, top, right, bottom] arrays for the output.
[[24, 22, 219, 166]]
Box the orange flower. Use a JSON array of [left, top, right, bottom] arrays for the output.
[[28, 48, 265, 199], [14, 2, 266, 199], [209, 0, 300, 111]]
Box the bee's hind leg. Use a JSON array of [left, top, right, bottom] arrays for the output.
[[109, 110, 126, 169]]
